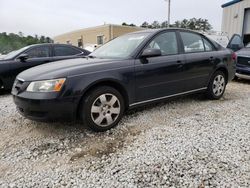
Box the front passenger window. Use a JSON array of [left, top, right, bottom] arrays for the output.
[[180, 32, 205, 53], [147, 32, 178, 56], [25, 46, 50, 58]]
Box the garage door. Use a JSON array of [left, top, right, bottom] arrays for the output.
[[243, 9, 250, 35]]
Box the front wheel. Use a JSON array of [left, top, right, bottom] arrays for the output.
[[206, 71, 226, 100], [80, 86, 125, 132]]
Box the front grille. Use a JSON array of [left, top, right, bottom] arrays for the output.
[[237, 56, 250, 67]]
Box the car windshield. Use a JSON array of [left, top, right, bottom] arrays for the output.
[[90, 32, 150, 59], [2, 46, 30, 60]]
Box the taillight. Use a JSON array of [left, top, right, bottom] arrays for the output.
[[232, 52, 237, 61]]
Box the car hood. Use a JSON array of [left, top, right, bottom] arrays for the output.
[[237, 48, 250, 57], [17, 58, 131, 81]]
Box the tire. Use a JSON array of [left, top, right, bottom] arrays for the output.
[[80, 86, 125, 132], [206, 71, 226, 100]]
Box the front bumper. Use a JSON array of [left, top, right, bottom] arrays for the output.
[[235, 73, 250, 80], [236, 66, 250, 80], [13, 95, 79, 122]]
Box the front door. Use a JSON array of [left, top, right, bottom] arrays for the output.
[[227, 34, 244, 52], [10, 45, 52, 82], [134, 31, 185, 103]]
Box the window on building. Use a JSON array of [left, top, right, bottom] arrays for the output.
[[180, 32, 205, 53], [25, 46, 50, 58], [97, 35, 104, 45], [54, 46, 82, 57], [78, 39, 83, 48]]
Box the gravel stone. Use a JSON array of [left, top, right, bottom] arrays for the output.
[[0, 81, 250, 187]]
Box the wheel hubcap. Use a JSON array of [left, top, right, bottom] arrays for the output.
[[91, 93, 121, 127], [213, 75, 225, 97]]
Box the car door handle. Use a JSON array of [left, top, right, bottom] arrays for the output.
[[177, 60, 183, 64], [176, 60, 184, 68], [209, 57, 215, 63]]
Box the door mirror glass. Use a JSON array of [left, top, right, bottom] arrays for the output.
[[17, 54, 29, 62], [141, 48, 162, 58], [227, 34, 244, 51]]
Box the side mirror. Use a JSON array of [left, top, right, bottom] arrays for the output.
[[141, 48, 162, 58], [17, 54, 29, 62]]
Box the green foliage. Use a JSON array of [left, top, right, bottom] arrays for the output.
[[122, 22, 136, 27], [0, 32, 53, 54], [139, 18, 212, 31], [171, 18, 212, 31]]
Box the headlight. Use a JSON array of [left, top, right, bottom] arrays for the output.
[[26, 78, 66, 92]]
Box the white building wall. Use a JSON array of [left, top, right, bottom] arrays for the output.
[[222, 0, 250, 38]]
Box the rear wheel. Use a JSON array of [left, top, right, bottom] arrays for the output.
[[80, 86, 125, 132], [206, 71, 226, 100]]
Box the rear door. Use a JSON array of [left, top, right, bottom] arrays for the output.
[[179, 31, 216, 91], [134, 31, 186, 103]]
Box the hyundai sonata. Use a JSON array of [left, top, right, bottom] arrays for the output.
[[12, 29, 236, 131]]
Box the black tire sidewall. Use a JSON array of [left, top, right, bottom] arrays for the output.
[[207, 71, 226, 100], [80, 86, 125, 132]]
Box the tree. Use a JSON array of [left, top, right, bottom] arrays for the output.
[[161, 21, 168, 28], [171, 18, 212, 31], [122, 22, 128, 26], [40, 35, 46, 43], [0, 32, 53, 54], [151, 21, 161, 29], [141, 22, 150, 28], [122, 22, 136, 27]]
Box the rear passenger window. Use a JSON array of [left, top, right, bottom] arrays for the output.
[[54, 46, 82, 57], [203, 38, 213, 51], [180, 32, 205, 53], [147, 32, 178, 55]]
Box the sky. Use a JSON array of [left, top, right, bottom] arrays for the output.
[[0, 0, 229, 38]]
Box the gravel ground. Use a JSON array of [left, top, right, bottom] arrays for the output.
[[0, 81, 250, 187]]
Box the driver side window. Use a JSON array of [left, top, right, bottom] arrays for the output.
[[147, 32, 178, 56], [25, 46, 50, 58]]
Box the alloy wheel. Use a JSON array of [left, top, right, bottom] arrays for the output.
[[90, 93, 121, 127], [212, 75, 225, 97]]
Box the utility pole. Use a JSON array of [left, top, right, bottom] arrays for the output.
[[165, 0, 171, 28]]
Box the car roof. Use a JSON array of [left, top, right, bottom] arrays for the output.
[[130, 28, 207, 35]]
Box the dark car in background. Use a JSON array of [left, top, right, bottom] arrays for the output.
[[0, 44, 90, 90], [12, 29, 236, 132], [235, 43, 250, 80], [226, 34, 250, 80]]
